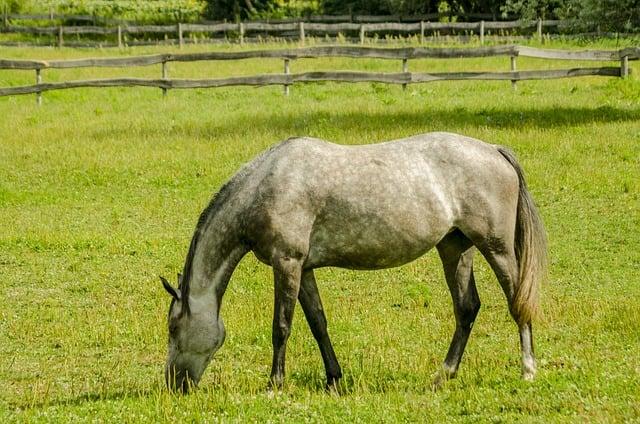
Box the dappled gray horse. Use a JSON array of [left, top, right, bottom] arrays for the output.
[[160, 132, 547, 392]]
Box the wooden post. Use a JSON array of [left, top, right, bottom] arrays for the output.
[[284, 59, 290, 96], [299, 21, 305, 45], [420, 21, 425, 44], [359, 24, 365, 44], [402, 58, 408, 91], [58, 26, 63, 48], [178, 23, 183, 48], [117, 25, 122, 49], [35, 69, 42, 106], [621, 55, 629, 78], [3, 3, 9, 28], [480, 20, 485, 45], [239, 22, 244, 45], [510, 55, 517, 90], [537, 18, 543, 41], [49, 6, 54, 21], [162, 61, 168, 97]]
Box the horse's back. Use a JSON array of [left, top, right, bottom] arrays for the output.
[[243, 133, 519, 269]]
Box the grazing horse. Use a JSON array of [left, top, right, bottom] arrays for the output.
[[160, 132, 547, 392]]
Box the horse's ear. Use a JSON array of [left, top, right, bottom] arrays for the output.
[[177, 272, 183, 284], [160, 276, 181, 301]]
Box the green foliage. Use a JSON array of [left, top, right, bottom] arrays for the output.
[[317, 0, 511, 18], [501, 0, 566, 19], [21, 1, 207, 24], [5, 0, 639, 32], [204, 0, 321, 20], [566, 0, 640, 33], [502, 0, 640, 32]]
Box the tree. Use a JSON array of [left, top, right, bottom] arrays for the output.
[[501, 0, 566, 19], [567, 0, 640, 33], [205, 0, 319, 20]]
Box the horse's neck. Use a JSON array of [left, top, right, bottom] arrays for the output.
[[188, 209, 247, 313]]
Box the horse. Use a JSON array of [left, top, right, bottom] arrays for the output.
[[160, 132, 547, 393]]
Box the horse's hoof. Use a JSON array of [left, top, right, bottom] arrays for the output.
[[267, 377, 284, 393], [522, 371, 536, 382], [325, 379, 342, 396], [522, 363, 536, 382], [430, 370, 453, 391]]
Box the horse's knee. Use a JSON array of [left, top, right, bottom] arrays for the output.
[[458, 298, 481, 328], [272, 319, 293, 343]]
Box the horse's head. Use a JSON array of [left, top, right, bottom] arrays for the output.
[[160, 275, 225, 393]]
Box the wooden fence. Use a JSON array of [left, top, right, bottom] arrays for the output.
[[0, 45, 636, 104], [1, 18, 567, 48], [0, 11, 529, 25]]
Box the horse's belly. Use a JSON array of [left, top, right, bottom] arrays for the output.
[[305, 214, 446, 269], [306, 242, 434, 270]]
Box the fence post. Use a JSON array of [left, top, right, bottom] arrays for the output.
[[58, 26, 63, 48], [162, 60, 168, 97], [49, 6, 54, 21], [117, 25, 122, 49], [402, 58, 408, 91], [537, 18, 542, 41], [239, 22, 244, 45], [510, 55, 517, 90], [284, 58, 290, 96], [480, 20, 485, 45], [3, 3, 9, 28], [299, 21, 305, 45], [35, 69, 42, 106], [420, 21, 425, 44], [359, 24, 365, 44], [621, 55, 629, 78], [178, 23, 183, 48]]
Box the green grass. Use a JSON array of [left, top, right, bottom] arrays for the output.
[[0, 40, 639, 422]]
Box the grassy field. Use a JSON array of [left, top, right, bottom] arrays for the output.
[[0, 39, 639, 422]]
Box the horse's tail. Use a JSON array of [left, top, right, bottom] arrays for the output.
[[497, 147, 548, 325]]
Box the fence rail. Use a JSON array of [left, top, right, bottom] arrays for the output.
[[1, 18, 571, 48], [0, 45, 635, 102], [2, 12, 525, 25]]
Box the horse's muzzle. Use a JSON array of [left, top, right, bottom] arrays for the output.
[[165, 365, 197, 394]]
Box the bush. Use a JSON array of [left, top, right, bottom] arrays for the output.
[[20, 1, 207, 24]]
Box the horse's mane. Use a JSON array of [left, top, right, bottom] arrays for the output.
[[177, 141, 290, 313], [178, 182, 234, 314]]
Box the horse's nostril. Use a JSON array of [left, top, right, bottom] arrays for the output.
[[180, 378, 190, 394], [165, 365, 183, 393]]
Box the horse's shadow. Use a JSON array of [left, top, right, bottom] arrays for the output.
[[9, 388, 154, 411]]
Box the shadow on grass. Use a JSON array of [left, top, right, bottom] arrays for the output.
[[11, 387, 156, 410], [184, 105, 640, 140], [88, 105, 640, 144]]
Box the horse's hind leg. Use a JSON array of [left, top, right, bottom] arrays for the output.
[[298, 269, 342, 389], [433, 230, 480, 389], [477, 244, 536, 381]]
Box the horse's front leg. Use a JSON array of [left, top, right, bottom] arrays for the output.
[[298, 269, 342, 390], [269, 256, 303, 389]]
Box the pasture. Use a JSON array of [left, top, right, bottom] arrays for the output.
[[1, 39, 639, 422]]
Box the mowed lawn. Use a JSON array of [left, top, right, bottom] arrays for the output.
[[0, 40, 639, 422]]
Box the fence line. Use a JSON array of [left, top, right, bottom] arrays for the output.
[[1, 18, 569, 48], [1, 12, 531, 25], [0, 45, 635, 102], [0, 68, 624, 97], [3, 46, 637, 70]]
